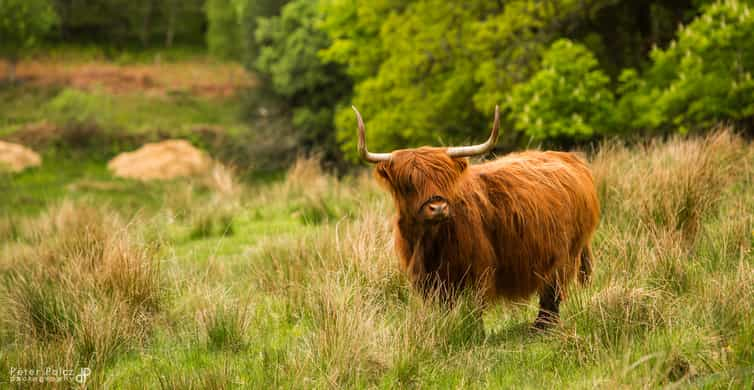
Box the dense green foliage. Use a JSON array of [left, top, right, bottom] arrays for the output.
[[507, 39, 615, 140], [316, 0, 708, 160], [205, 0, 288, 62], [0, 0, 57, 81], [50, 0, 205, 47], [3, 0, 754, 161], [617, 0, 754, 134], [252, 0, 350, 161], [205, 0, 242, 59]]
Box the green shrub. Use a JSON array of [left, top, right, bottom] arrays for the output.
[[46, 88, 114, 124], [250, 0, 351, 162], [0, 0, 57, 82], [507, 39, 616, 140], [618, 0, 754, 134]]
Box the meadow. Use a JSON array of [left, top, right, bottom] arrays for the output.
[[1, 56, 753, 389]]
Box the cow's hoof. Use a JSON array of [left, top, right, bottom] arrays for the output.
[[532, 317, 556, 331]]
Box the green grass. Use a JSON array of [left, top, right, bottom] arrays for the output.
[[1, 135, 752, 388], [23, 44, 214, 64], [0, 155, 158, 216], [0, 85, 245, 137]]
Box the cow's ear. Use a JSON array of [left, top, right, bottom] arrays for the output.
[[454, 158, 468, 173], [375, 162, 391, 182]]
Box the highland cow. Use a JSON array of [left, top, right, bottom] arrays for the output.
[[353, 105, 600, 328]]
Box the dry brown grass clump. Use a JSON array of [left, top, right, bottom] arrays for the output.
[[248, 157, 379, 225], [108, 139, 213, 181], [0, 140, 41, 172], [0, 201, 163, 373], [592, 128, 748, 241]]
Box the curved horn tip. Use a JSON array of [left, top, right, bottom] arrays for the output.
[[352, 105, 391, 163], [445, 104, 501, 158]]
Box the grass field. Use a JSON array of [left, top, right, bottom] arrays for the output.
[[1, 57, 753, 388]]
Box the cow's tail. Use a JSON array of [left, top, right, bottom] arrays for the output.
[[578, 245, 593, 285]]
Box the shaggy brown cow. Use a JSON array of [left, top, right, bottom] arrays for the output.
[[353, 106, 600, 328]]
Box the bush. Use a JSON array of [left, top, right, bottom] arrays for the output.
[[0, 201, 163, 369], [250, 0, 351, 163], [0, 0, 57, 81], [507, 39, 616, 140], [618, 0, 754, 134]]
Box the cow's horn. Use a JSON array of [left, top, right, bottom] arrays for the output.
[[353, 106, 391, 163], [446, 105, 500, 158]]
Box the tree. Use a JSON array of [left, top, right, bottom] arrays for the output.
[[205, 0, 242, 59], [0, 0, 58, 83], [322, 0, 623, 161], [507, 39, 616, 140], [617, 0, 754, 134], [253, 0, 352, 162], [205, 0, 289, 63]]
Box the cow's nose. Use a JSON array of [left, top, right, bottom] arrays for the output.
[[425, 201, 449, 221], [428, 202, 446, 214]]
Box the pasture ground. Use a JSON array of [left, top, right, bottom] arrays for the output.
[[0, 54, 752, 388]]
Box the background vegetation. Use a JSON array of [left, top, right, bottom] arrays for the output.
[[4, 0, 753, 163]]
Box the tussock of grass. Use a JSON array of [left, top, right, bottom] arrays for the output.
[[0, 201, 163, 378], [195, 296, 251, 352], [249, 157, 376, 225], [593, 129, 747, 241]]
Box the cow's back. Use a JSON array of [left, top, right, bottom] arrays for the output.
[[471, 151, 600, 300]]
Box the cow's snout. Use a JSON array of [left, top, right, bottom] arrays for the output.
[[422, 199, 449, 222]]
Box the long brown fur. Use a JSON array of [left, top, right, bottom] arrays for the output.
[[375, 147, 600, 323]]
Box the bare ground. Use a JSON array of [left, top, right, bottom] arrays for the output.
[[1, 59, 256, 98]]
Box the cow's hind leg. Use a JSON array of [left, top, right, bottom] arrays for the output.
[[534, 282, 561, 330], [578, 245, 593, 285]]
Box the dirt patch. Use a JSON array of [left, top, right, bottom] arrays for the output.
[[0, 141, 42, 172], [2, 59, 256, 98], [108, 139, 212, 181]]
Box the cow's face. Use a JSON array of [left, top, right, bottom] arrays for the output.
[[375, 147, 468, 226]]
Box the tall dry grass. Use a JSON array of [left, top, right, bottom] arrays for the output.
[[249, 157, 380, 225], [0, 201, 164, 386], [1, 130, 751, 387], [232, 129, 753, 387], [592, 129, 749, 241]]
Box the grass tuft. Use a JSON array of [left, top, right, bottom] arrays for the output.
[[0, 200, 163, 378]]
